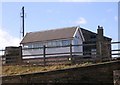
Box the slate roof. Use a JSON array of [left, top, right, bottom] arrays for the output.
[[21, 27, 77, 44], [80, 28, 112, 42], [20, 26, 112, 44]]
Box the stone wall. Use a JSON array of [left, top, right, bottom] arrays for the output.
[[2, 60, 120, 84], [113, 70, 120, 85]]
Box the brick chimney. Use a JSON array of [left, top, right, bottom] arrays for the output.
[[97, 25, 104, 41], [97, 25, 112, 60], [96, 25, 104, 58]]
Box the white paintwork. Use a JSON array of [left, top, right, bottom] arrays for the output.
[[73, 27, 79, 38], [79, 27, 85, 42], [72, 28, 83, 55]]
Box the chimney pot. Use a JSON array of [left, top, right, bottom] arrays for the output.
[[101, 26, 103, 29], [98, 25, 101, 29]]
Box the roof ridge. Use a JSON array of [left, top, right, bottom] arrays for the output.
[[28, 26, 78, 34], [80, 27, 97, 34]]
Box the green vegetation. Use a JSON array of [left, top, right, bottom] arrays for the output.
[[2, 62, 93, 76]]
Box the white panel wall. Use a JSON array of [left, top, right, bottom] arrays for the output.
[[46, 47, 70, 57], [72, 30, 83, 55], [22, 49, 43, 59], [22, 45, 70, 59]]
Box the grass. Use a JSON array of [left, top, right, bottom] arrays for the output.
[[2, 62, 93, 76]]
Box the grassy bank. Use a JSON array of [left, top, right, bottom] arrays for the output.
[[2, 62, 93, 76]]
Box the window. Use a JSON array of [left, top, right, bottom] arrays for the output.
[[91, 49, 96, 55], [32, 42, 43, 48], [33, 43, 39, 48], [62, 40, 70, 46], [23, 45, 29, 48], [47, 40, 63, 47], [56, 41, 61, 46], [26, 44, 32, 48], [23, 42, 43, 49], [52, 41, 61, 46], [52, 41, 56, 46], [74, 39, 79, 45], [47, 41, 53, 47], [39, 43, 43, 47]]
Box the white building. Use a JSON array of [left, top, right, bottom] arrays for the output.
[[20, 26, 111, 59]]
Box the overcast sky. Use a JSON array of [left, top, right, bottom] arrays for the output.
[[0, 0, 119, 50]]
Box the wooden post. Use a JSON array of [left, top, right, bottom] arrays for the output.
[[70, 44, 73, 64], [19, 46, 22, 63], [43, 45, 46, 66]]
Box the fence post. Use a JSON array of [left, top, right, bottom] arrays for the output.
[[19, 46, 22, 63], [70, 44, 73, 64], [43, 45, 46, 66]]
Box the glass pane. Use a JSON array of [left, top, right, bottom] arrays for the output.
[[62, 40, 70, 46]]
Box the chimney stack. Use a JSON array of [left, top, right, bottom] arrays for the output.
[[97, 25, 104, 41]]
